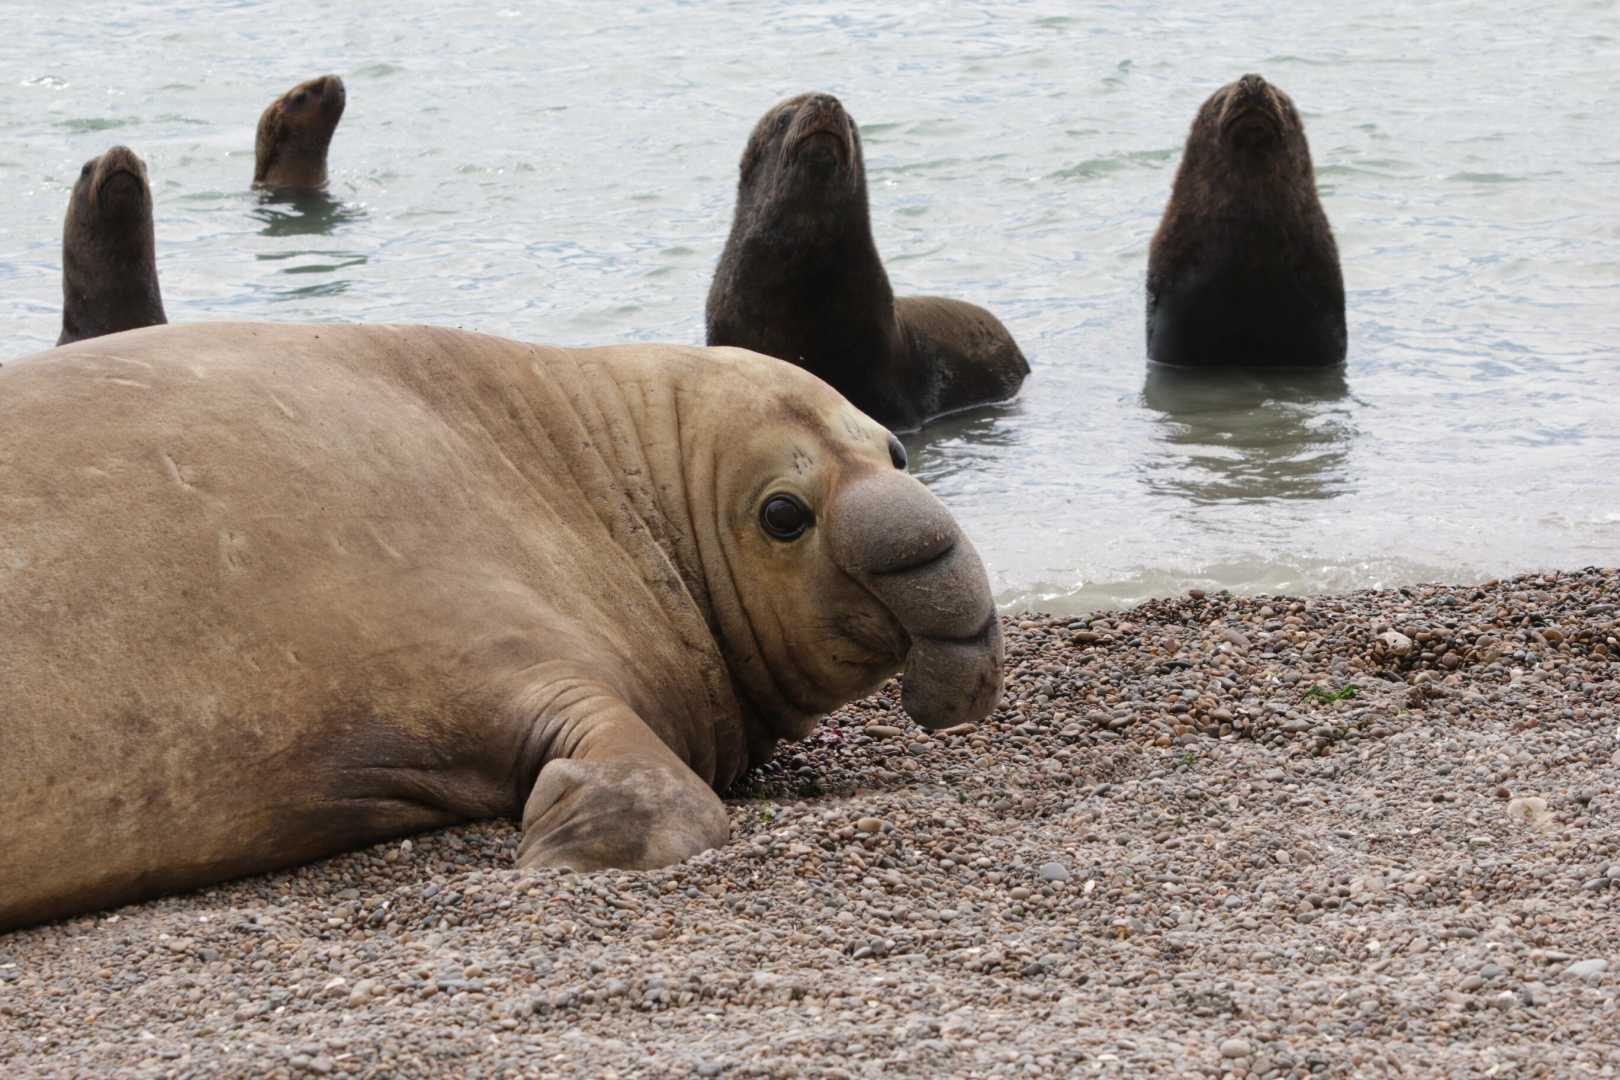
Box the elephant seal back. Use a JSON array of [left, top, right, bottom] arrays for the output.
[[58, 145, 167, 346], [706, 92, 1028, 433], [1147, 74, 1346, 369]]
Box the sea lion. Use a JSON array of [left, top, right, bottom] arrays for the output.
[[57, 145, 167, 346], [253, 74, 346, 189], [0, 322, 1003, 932], [1146, 74, 1346, 369], [705, 92, 1029, 434]]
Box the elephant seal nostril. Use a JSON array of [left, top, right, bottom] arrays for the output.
[[888, 433, 908, 471]]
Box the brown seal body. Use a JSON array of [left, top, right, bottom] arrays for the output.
[[1146, 74, 1346, 368], [58, 145, 167, 346], [253, 75, 346, 189], [0, 322, 1003, 932], [706, 92, 1029, 433]]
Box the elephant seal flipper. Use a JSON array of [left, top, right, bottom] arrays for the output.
[[706, 92, 1028, 432], [254, 74, 346, 190], [515, 691, 728, 872], [58, 145, 167, 346], [1146, 73, 1345, 369]]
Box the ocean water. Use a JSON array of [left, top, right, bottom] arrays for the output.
[[2, 0, 1616, 613]]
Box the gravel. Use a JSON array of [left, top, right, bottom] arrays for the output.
[[3, 568, 1618, 1077]]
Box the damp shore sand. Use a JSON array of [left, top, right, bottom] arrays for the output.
[[3, 569, 1617, 1077]]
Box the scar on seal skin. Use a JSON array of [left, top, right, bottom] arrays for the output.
[[58, 145, 167, 346], [1146, 73, 1346, 369], [254, 74, 346, 190], [706, 91, 1029, 433]]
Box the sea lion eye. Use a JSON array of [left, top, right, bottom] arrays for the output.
[[80, 162, 93, 177], [775, 110, 793, 133], [888, 433, 908, 470], [292, 91, 308, 106], [760, 493, 812, 540]]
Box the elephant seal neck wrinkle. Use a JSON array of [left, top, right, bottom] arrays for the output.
[[681, 414, 819, 748], [593, 360, 756, 775]]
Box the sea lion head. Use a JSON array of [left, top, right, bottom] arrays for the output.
[[73, 144, 153, 224], [59, 145, 165, 345], [677, 349, 1003, 741], [735, 91, 866, 219], [1188, 73, 1312, 176], [254, 74, 346, 189]]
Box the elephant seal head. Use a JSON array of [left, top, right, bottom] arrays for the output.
[[659, 347, 1004, 745], [254, 74, 346, 189]]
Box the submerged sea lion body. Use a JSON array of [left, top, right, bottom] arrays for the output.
[[706, 92, 1028, 433], [1147, 74, 1346, 369], [58, 145, 166, 346], [0, 323, 1002, 932], [254, 75, 346, 190]]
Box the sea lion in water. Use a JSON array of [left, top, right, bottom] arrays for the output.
[[1146, 74, 1346, 368], [706, 92, 1029, 433], [0, 322, 1003, 932], [253, 74, 346, 189], [57, 145, 167, 346]]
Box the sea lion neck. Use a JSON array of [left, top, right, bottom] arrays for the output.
[[1173, 121, 1321, 230]]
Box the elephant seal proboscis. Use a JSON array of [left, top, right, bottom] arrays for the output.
[[1146, 73, 1346, 369], [254, 74, 346, 190], [0, 323, 1003, 931], [706, 92, 1029, 434], [58, 145, 167, 346]]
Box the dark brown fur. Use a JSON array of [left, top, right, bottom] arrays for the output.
[[706, 92, 1028, 433], [253, 74, 346, 190], [1146, 74, 1346, 368], [58, 146, 167, 346]]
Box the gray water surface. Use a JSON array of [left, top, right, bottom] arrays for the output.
[[3, 1, 1617, 613]]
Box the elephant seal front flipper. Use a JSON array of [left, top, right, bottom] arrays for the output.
[[515, 685, 727, 871]]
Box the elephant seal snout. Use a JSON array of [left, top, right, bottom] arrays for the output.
[[824, 471, 1003, 730]]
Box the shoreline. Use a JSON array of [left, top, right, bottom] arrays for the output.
[[3, 568, 1616, 1077]]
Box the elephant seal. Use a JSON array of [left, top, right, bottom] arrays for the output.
[[705, 92, 1029, 434], [58, 145, 167, 346], [1146, 74, 1346, 368], [0, 323, 1003, 932], [254, 74, 346, 189]]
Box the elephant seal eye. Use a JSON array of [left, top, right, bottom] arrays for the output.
[[888, 433, 908, 471], [760, 494, 812, 540]]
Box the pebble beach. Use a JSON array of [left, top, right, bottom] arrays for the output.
[[3, 568, 1617, 1078]]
